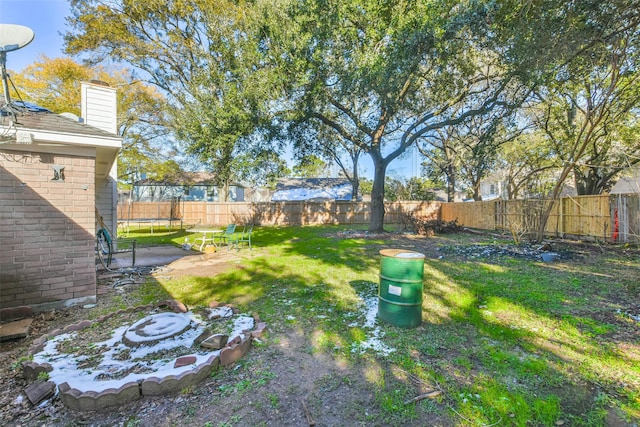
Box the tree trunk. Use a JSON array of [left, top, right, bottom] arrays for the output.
[[472, 185, 482, 201], [352, 171, 360, 201], [446, 164, 456, 202], [507, 178, 515, 199], [219, 181, 230, 202], [369, 161, 387, 232], [574, 166, 615, 195], [536, 164, 574, 242], [574, 167, 588, 195], [351, 152, 360, 200]]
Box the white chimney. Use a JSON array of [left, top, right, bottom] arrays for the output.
[[81, 81, 117, 135]]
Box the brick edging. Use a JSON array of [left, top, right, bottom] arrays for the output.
[[24, 299, 267, 411]]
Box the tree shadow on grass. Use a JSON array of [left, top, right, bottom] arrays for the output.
[[417, 255, 640, 424]]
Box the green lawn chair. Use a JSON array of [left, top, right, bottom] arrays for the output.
[[218, 224, 237, 249], [234, 225, 254, 250]]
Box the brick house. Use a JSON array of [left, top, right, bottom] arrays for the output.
[[0, 81, 121, 318]]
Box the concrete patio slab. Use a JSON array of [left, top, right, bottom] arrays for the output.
[[105, 245, 195, 269]]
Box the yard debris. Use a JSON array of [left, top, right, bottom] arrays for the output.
[[401, 213, 463, 236], [200, 334, 228, 350], [194, 329, 213, 345], [99, 266, 158, 288], [24, 380, 55, 406], [0, 318, 33, 342], [392, 366, 443, 405], [173, 355, 197, 368], [438, 242, 572, 262], [404, 390, 443, 405], [616, 308, 640, 323], [112, 277, 138, 287], [300, 398, 315, 426]]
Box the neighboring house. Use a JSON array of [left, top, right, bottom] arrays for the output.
[[271, 178, 355, 201], [555, 184, 578, 198], [478, 172, 509, 200], [0, 81, 121, 318], [431, 189, 465, 202], [127, 172, 245, 202], [610, 167, 640, 194], [476, 172, 581, 201], [246, 186, 272, 202]]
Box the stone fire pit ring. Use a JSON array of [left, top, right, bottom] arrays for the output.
[[23, 299, 267, 411]]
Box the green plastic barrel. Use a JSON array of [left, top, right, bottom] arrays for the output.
[[378, 249, 425, 328]]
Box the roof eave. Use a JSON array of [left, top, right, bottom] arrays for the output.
[[19, 127, 122, 149], [1, 126, 121, 181]]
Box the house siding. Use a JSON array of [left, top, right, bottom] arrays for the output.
[[0, 149, 96, 313], [95, 165, 118, 236]]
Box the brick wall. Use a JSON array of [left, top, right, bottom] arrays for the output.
[[0, 149, 96, 314]]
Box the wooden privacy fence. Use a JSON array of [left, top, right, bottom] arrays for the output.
[[118, 194, 640, 243], [117, 200, 441, 227], [440, 201, 497, 230], [440, 196, 612, 241], [117, 197, 182, 221], [440, 194, 639, 243]]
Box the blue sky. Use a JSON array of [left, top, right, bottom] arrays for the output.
[[0, 0, 70, 72], [0, 0, 418, 180]]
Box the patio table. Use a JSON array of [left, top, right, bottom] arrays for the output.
[[187, 229, 224, 251]]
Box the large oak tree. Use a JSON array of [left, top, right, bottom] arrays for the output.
[[63, 0, 640, 234], [65, 0, 281, 201], [268, 0, 529, 231]]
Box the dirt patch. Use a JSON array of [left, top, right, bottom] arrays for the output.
[[109, 246, 244, 281]]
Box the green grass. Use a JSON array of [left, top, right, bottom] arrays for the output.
[[117, 226, 191, 247], [123, 225, 640, 425]]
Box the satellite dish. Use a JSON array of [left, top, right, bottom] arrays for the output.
[[0, 24, 35, 105], [0, 24, 35, 53]]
